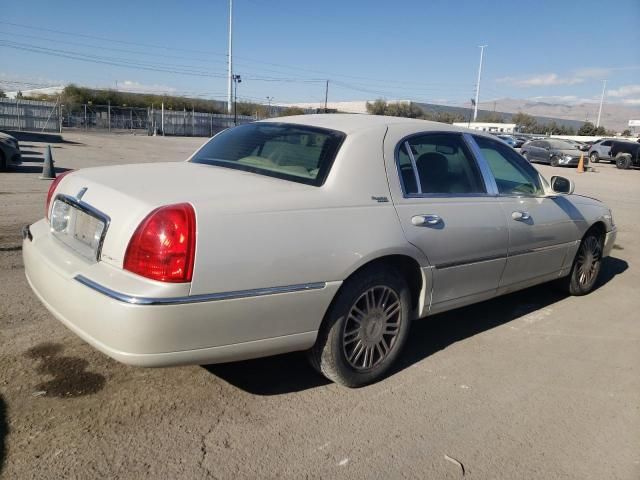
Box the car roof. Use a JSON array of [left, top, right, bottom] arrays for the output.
[[260, 113, 490, 136]]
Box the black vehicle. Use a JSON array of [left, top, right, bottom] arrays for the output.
[[610, 140, 640, 169], [0, 132, 21, 171], [520, 139, 586, 167]]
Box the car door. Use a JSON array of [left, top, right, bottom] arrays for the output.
[[600, 140, 613, 159], [471, 135, 578, 291], [384, 128, 508, 312]]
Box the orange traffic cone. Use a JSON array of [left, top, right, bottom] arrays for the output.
[[577, 152, 585, 173]]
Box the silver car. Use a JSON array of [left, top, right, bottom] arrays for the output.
[[23, 115, 617, 387], [521, 139, 586, 167]]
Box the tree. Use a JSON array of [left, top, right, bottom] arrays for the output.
[[622, 129, 631, 137], [577, 122, 596, 136], [365, 99, 423, 118], [511, 112, 538, 133], [424, 110, 465, 124], [0, 89, 6, 98], [478, 112, 504, 123], [278, 106, 305, 116], [16, 90, 23, 99], [366, 99, 387, 115]]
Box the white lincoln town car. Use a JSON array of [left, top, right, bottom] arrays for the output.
[[23, 115, 616, 387]]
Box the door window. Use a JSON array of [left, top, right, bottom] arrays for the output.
[[398, 133, 486, 195], [601, 141, 612, 146], [473, 135, 544, 196]]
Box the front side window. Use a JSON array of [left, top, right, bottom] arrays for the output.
[[474, 135, 543, 196], [191, 123, 346, 186], [398, 133, 486, 195]]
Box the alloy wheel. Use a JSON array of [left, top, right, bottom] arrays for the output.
[[576, 235, 602, 288], [342, 285, 401, 370]]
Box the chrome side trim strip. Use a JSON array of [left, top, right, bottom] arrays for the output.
[[508, 241, 577, 257], [74, 275, 327, 306], [435, 253, 506, 270]]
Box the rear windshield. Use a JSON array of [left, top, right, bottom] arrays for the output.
[[190, 122, 346, 186]]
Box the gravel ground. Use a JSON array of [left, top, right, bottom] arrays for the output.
[[0, 132, 638, 479]]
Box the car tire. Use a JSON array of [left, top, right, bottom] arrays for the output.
[[615, 154, 631, 170], [308, 266, 412, 387], [590, 152, 599, 163], [557, 230, 604, 296], [550, 156, 560, 167]]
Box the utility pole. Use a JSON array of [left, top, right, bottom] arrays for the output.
[[108, 100, 111, 133], [596, 79, 607, 128], [324, 80, 329, 112], [473, 45, 487, 122], [227, 0, 233, 114], [266, 96, 273, 117], [233, 74, 241, 125]]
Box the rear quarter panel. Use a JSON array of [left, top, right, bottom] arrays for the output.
[[189, 126, 428, 295]]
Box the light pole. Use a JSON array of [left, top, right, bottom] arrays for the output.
[[473, 45, 487, 122], [266, 96, 273, 117], [596, 79, 607, 128], [233, 74, 242, 125], [227, 0, 233, 114]]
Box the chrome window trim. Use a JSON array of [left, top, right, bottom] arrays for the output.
[[468, 134, 549, 199], [394, 131, 489, 199], [462, 133, 499, 195], [405, 140, 422, 195], [52, 194, 111, 261], [74, 274, 327, 306]]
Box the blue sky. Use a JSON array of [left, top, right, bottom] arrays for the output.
[[1, 0, 639, 107]]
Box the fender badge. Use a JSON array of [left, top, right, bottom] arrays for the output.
[[371, 196, 389, 203], [76, 187, 88, 201]]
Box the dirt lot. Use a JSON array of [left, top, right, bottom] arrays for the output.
[[0, 132, 638, 479]]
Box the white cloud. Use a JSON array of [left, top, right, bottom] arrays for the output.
[[116, 80, 176, 94], [529, 95, 598, 105], [497, 73, 584, 87], [608, 84, 640, 98]]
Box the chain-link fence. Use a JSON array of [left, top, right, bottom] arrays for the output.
[[0, 98, 61, 132], [0, 98, 254, 136]]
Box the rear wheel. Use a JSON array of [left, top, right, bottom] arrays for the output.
[[550, 156, 560, 167], [590, 152, 599, 163], [558, 230, 603, 296], [615, 154, 632, 170], [308, 267, 411, 387]]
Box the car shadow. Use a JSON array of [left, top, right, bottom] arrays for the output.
[[203, 256, 628, 396], [7, 165, 71, 175], [0, 395, 7, 476]]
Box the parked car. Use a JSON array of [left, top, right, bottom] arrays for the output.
[[496, 134, 517, 147], [588, 138, 616, 163], [514, 136, 528, 148], [22, 115, 617, 387], [562, 139, 590, 151], [520, 139, 586, 167], [610, 140, 640, 169], [0, 131, 21, 171]]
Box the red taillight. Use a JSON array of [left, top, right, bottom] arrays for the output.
[[124, 203, 196, 283], [45, 170, 73, 219]]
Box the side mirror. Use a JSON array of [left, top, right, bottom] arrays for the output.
[[550, 175, 574, 194]]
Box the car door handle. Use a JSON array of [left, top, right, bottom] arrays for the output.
[[412, 214, 442, 226], [512, 211, 531, 221]]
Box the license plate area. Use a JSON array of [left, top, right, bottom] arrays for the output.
[[50, 196, 109, 261]]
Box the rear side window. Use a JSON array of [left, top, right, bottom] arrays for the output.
[[474, 135, 543, 196], [398, 133, 486, 195], [191, 123, 346, 186]]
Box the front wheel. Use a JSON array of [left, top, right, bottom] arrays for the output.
[[590, 152, 599, 163], [308, 267, 412, 387], [558, 231, 603, 295], [616, 154, 632, 170], [550, 156, 560, 167]]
